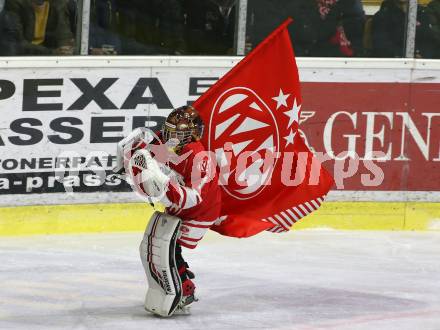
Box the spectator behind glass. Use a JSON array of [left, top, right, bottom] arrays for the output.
[[113, 0, 173, 55], [89, 0, 121, 55], [5, 0, 74, 55], [115, 0, 139, 41], [0, 0, 21, 55], [184, 0, 235, 55], [247, 0, 365, 57], [371, 0, 434, 58], [151, 0, 186, 54], [426, 0, 440, 58], [67, 0, 77, 35]]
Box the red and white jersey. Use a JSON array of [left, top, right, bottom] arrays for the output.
[[163, 140, 222, 227], [162, 141, 222, 249], [129, 135, 221, 249]]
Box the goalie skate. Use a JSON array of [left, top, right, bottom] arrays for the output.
[[174, 296, 197, 315], [173, 244, 197, 315], [139, 211, 183, 317]]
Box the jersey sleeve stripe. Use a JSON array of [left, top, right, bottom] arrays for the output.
[[184, 219, 217, 226], [179, 235, 203, 243], [183, 223, 213, 229], [177, 239, 197, 249]]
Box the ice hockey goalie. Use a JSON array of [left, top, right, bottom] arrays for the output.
[[116, 106, 221, 316]]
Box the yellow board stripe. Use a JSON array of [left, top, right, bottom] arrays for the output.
[[293, 202, 440, 231], [0, 203, 163, 236], [0, 202, 439, 236]]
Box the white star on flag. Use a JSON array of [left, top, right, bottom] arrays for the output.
[[283, 129, 296, 147], [283, 98, 301, 128], [272, 89, 290, 110]]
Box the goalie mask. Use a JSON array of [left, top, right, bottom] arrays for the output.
[[162, 106, 204, 147]]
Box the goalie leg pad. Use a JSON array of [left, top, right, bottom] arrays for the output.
[[139, 211, 182, 317]]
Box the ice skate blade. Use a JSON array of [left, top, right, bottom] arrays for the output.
[[173, 295, 198, 315], [144, 305, 174, 318], [144, 303, 191, 316], [174, 305, 191, 315]]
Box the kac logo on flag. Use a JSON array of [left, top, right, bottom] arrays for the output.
[[208, 87, 280, 200]]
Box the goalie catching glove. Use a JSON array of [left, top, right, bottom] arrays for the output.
[[129, 149, 170, 199]]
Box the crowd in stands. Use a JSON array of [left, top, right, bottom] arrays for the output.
[[0, 0, 439, 58], [369, 0, 440, 58], [247, 0, 440, 58], [0, 0, 76, 55], [89, 0, 236, 55]]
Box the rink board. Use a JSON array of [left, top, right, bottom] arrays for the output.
[[1, 201, 440, 236], [0, 57, 439, 235], [0, 57, 439, 205]]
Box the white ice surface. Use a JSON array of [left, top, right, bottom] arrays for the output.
[[1, 230, 440, 330]]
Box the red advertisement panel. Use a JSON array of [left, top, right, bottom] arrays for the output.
[[300, 82, 440, 191]]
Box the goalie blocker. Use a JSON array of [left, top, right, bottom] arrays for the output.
[[139, 211, 184, 317]]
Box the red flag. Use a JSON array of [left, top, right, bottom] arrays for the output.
[[194, 18, 334, 238]]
